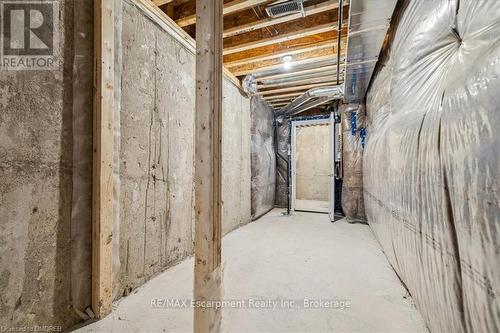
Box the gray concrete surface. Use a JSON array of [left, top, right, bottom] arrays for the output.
[[0, 0, 93, 328], [77, 209, 427, 333], [116, 0, 252, 299]]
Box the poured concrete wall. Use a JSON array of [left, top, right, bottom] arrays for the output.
[[0, 0, 253, 327], [117, 0, 251, 296], [0, 0, 93, 329], [295, 124, 330, 202]]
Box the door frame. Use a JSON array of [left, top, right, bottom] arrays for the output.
[[290, 117, 335, 216]]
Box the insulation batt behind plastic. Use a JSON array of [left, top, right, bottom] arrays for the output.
[[340, 104, 366, 221], [364, 1, 500, 332], [275, 119, 290, 207], [250, 97, 276, 219]]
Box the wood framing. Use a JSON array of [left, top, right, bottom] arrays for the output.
[[135, 0, 243, 90], [223, 23, 340, 55], [92, 0, 114, 319], [258, 75, 335, 88], [232, 54, 343, 76], [256, 64, 339, 81], [152, 0, 173, 6], [223, 0, 342, 38], [258, 81, 336, 95], [194, 0, 223, 332], [224, 40, 337, 68], [263, 91, 304, 100], [177, 0, 268, 27]]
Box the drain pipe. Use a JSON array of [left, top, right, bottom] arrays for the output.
[[275, 85, 344, 117], [337, 0, 344, 84]]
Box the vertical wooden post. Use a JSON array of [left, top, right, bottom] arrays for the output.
[[193, 0, 224, 332], [93, 0, 114, 318]]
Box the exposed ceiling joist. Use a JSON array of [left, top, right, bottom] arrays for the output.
[[152, 0, 174, 5], [260, 70, 338, 85], [176, 0, 269, 27], [258, 75, 336, 88], [223, 0, 342, 38], [232, 54, 344, 76], [263, 91, 305, 100], [224, 23, 342, 55], [258, 81, 337, 95], [256, 64, 339, 81], [225, 39, 337, 68], [152, 0, 174, 6]]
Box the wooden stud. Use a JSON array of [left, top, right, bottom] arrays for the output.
[[177, 0, 268, 27], [194, 0, 223, 332], [92, 0, 114, 319]]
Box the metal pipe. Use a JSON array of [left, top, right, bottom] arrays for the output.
[[276, 85, 344, 117], [337, 0, 344, 84]]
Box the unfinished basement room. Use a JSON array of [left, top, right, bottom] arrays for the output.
[[0, 0, 499, 332]]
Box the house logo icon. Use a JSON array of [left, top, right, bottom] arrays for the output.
[[1, 0, 59, 70]]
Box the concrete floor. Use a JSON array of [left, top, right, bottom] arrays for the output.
[[77, 209, 427, 333]]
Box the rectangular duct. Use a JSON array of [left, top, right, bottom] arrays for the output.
[[266, 0, 305, 18], [343, 0, 398, 103]]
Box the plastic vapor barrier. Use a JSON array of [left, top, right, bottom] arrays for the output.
[[364, 1, 500, 332], [340, 104, 366, 221], [250, 97, 276, 219], [275, 119, 290, 208]]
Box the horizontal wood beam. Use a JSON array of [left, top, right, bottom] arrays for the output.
[[258, 81, 337, 95], [225, 39, 338, 68], [266, 97, 296, 103], [232, 53, 344, 76], [224, 23, 341, 55], [258, 75, 336, 89], [152, 0, 173, 6], [263, 91, 304, 100], [259, 70, 338, 85], [177, 0, 269, 27], [256, 64, 339, 81], [223, 0, 342, 38]]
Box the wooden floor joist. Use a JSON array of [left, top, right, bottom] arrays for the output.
[[194, 0, 223, 332], [224, 40, 338, 68], [258, 81, 337, 95], [232, 53, 343, 76], [92, 0, 114, 319], [152, 0, 173, 6], [177, 0, 268, 27], [256, 64, 339, 81], [223, 23, 341, 55], [263, 91, 304, 100], [223, 0, 342, 38], [258, 75, 336, 89]]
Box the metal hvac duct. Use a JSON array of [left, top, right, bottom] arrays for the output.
[[343, 0, 398, 103], [275, 85, 344, 117]]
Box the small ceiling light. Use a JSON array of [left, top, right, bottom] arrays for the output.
[[282, 55, 293, 70]]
